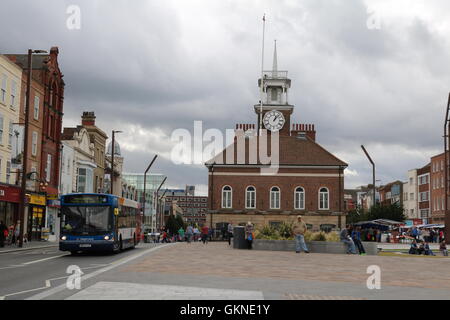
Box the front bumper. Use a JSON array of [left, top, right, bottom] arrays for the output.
[[59, 240, 115, 252]]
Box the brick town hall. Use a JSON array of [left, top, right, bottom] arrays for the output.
[[205, 43, 348, 232]]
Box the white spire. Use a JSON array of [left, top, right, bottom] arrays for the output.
[[272, 40, 278, 78]]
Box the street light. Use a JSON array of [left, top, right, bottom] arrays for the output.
[[18, 49, 47, 248], [361, 145, 376, 208], [155, 177, 167, 230], [110, 130, 123, 195], [143, 155, 158, 228]]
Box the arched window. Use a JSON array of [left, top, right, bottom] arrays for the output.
[[294, 187, 305, 210], [270, 187, 280, 209], [222, 186, 232, 208], [245, 186, 256, 209], [319, 187, 329, 210]]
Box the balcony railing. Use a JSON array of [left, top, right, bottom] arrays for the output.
[[262, 70, 288, 79]]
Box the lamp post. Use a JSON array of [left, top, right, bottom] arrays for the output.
[[110, 130, 122, 195], [361, 145, 376, 208], [155, 177, 167, 230], [143, 155, 157, 229], [18, 49, 47, 248], [210, 163, 215, 231]]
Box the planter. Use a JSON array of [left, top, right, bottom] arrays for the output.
[[252, 239, 378, 255]]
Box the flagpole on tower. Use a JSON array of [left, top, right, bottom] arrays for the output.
[[259, 14, 266, 134]]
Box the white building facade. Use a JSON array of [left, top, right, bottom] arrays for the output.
[[61, 127, 96, 193], [59, 141, 75, 195], [403, 169, 418, 220]]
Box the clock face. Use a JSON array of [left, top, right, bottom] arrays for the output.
[[263, 110, 285, 132]]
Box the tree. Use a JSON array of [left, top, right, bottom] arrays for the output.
[[175, 214, 186, 230], [367, 203, 406, 222], [165, 214, 178, 235], [346, 208, 368, 224]]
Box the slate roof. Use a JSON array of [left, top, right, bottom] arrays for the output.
[[205, 135, 347, 167]]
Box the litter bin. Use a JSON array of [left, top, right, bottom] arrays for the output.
[[233, 226, 247, 249]]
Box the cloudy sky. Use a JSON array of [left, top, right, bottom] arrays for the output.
[[2, 0, 450, 195]]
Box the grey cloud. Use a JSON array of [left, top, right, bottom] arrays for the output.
[[1, 0, 449, 190]]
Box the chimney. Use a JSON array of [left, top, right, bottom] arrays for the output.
[[291, 123, 316, 141], [82, 111, 96, 126]]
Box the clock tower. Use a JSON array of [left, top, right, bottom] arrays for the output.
[[254, 41, 293, 136]]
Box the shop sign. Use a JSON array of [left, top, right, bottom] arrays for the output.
[[0, 185, 21, 203], [29, 194, 46, 206], [47, 199, 61, 207], [47, 194, 59, 200]]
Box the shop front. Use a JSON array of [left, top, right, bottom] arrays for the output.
[[27, 193, 47, 241], [46, 194, 60, 242], [0, 184, 20, 228]]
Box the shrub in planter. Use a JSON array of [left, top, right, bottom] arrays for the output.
[[278, 222, 294, 239], [325, 232, 340, 242], [311, 231, 327, 241]]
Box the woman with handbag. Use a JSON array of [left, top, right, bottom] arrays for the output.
[[245, 221, 254, 250]]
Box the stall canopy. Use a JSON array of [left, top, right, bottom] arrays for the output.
[[415, 224, 445, 229], [372, 219, 403, 226], [353, 221, 389, 231]]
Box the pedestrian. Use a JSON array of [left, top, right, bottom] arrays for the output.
[[429, 229, 435, 243], [161, 230, 168, 243], [292, 215, 309, 253], [0, 220, 7, 248], [439, 241, 448, 256], [418, 241, 425, 255], [411, 227, 418, 241], [424, 242, 435, 256], [201, 224, 209, 244], [14, 221, 21, 246], [439, 230, 444, 243], [245, 221, 254, 250], [351, 226, 366, 255], [227, 221, 234, 246], [340, 225, 356, 254], [368, 227, 374, 242], [409, 240, 419, 255], [185, 225, 193, 243], [423, 229, 430, 243], [178, 227, 185, 242], [193, 226, 199, 242]]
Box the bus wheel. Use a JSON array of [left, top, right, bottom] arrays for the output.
[[113, 241, 120, 254]]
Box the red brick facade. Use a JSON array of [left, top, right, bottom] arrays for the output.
[[7, 48, 64, 197], [417, 164, 430, 220], [431, 153, 445, 223]]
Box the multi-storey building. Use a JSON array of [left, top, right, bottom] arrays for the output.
[[430, 153, 446, 223], [61, 127, 96, 193], [80, 112, 108, 193], [6, 47, 65, 241], [403, 169, 418, 220], [0, 55, 22, 226], [417, 163, 431, 224], [205, 45, 347, 232], [378, 181, 403, 207], [164, 190, 208, 225], [122, 172, 167, 231]]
